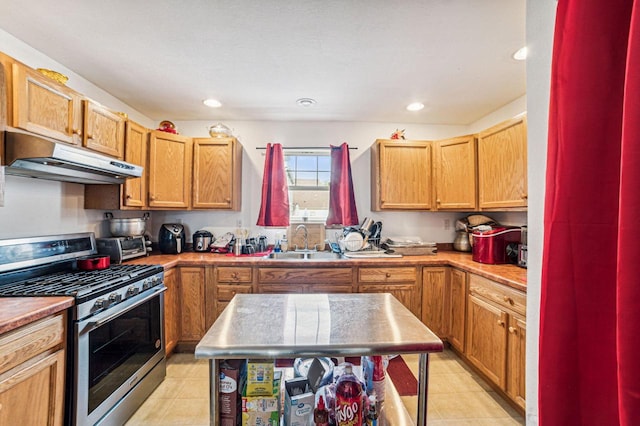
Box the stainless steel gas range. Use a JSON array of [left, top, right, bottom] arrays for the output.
[[0, 233, 166, 426]]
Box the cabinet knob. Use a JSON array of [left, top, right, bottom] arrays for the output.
[[522, 194, 528, 200], [149, 194, 156, 201], [503, 296, 513, 304], [125, 194, 132, 199], [226, 198, 231, 203], [232, 272, 238, 279], [73, 128, 82, 136], [436, 199, 441, 204], [508, 326, 517, 334], [385, 272, 391, 278], [497, 319, 505, 326]]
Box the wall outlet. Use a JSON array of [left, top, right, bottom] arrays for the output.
[[443, 219, 451, 230]]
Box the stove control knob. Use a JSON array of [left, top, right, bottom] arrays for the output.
[[109, 293, 122, 304], [94, 298, 107, 310], [142, 279, 151, 290], [126, 286, 139, 297], [152, 276, 159, 284]]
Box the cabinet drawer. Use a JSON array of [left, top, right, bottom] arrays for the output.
[[0, 313, 65, 375], [217, 267, 252, 283], [259, 268, 352, 284], [216, 284, 253, 301], [469, 274, 526, 316], [358, 267, 417, 283]]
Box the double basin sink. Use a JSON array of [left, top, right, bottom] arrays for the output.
[[264, 250, 342, 260]]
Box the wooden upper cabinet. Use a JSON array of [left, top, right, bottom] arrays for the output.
[[434, 135, 477, 210], [11, 63, 82, 145], [82, 99, 125, 158], [122, 121, 148, 208], [148, 131, 192, 209], [371, 139, 433, 210], [477, 115, 528, 210], [192, 137, 242, 210]]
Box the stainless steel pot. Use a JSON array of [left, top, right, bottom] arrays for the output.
[[105, 212, 149, 236]]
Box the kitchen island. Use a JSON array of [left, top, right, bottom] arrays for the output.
[[195, 292, 443, 426]]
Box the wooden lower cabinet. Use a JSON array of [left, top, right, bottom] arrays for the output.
[[214, 266, 253, 320], [507, 314, 526, 410], [466, 294, 508, 387], [0, 312, 66, 426], [465, 273, 526, 411], [422, 267, 448, 337], [448, 268, 467, 352], [258, 267, 353, 294], [178, 267, 207, 342], [357, 266, 421, 318], [163, 267, 179, 355]]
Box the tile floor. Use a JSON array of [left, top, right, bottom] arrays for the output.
[[126, 349, 525, 425]]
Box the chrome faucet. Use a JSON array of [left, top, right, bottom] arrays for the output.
[[294, 224, 309, 251]]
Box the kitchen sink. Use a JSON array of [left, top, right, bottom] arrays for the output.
[[264, 251, 342, 260]]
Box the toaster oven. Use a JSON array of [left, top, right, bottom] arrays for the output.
[[97, 236, 149, 263]]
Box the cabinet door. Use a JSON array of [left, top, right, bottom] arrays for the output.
[[422, 267, 448, 337], [12, 63, 82, 144], [178, 267, 206, 341], [466, 294, 508, 388], [477, 115, 527, 209], [371, 140, 433, 210], [82, 99, 125, 158], [507, 314, 526, 410], [122, 121, 148, 208], [359, 284, 421, 319], [448, 268, 467, 352], [0, 350, 66, 426], [192, 137, 242, 210], [148, 131, 192, 208], [434, 135, 477, 210], [163, 268, 179, 355]]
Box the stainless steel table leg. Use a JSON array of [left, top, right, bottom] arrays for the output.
[[416, 353, 429, 426], [210, 359, 220, 426]]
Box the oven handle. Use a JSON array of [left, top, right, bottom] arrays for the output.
[[83, 286, 167, 332]]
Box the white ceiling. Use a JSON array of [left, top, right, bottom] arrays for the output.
[[0, 0, 526, 125]]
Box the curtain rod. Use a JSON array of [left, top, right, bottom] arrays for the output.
[[256, 146, 357, 150]]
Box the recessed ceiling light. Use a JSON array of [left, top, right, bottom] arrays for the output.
[[203, 99, 222, 108], [406, 102, 424, 112], [296, 98, 316, 107], [513, 46, 528, 61]]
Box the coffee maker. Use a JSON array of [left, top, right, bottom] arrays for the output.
[[159, 224, 185, 254]]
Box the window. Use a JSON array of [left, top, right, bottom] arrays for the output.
[[285, 152, 330, 222]]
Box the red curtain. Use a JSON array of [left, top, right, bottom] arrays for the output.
[[540, 1, 640, 425], [256, 143, 290, 227], [326, 143, 359, 226]]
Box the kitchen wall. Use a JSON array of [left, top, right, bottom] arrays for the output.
[[0, 27, 526, 244], [525, 0, 556, 424], [152, 119, 526, 245]]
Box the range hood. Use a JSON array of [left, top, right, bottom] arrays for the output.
[[3, 129, 143, 184]]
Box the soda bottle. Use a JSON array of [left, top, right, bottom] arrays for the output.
[[314, 394, 330, 426], [335, 363, 364, 426], [371, 356, 386, 403]]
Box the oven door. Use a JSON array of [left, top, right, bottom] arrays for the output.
[[74, 286, 166, 426]]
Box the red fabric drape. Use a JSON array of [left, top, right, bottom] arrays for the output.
[[256, 143, 290, 227], [540, 1, 640, 425], [326, 143, 359, 226]]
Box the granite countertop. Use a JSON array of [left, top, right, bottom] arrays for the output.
[[0, 297, 74, 335], [127, 250, 527, 292]]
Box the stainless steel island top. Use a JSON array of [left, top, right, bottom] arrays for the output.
[[195, 293, 443, 425]]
